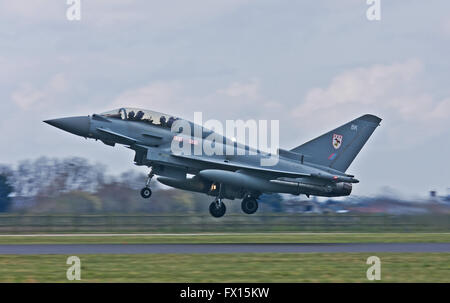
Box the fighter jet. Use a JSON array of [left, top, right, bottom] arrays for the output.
[[44, 108, 381, 217]]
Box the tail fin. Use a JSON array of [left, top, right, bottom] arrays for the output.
[[291, 114, 381, 172]]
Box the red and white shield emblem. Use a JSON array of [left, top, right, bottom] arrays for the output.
[[332, 134, 343, 149]]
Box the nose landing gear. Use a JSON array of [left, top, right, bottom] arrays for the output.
[[140, 169, 154, 199], [140, 187, 152, 199]]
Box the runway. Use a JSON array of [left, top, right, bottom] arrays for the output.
[[0, 243, 449, 254]]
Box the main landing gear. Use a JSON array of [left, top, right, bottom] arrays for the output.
[[208, 196, 259, 218], [241, 196, 258, 214], [140, 169, 154, 199], [209, 183, 226, 218], [209, 198, 226, 218]]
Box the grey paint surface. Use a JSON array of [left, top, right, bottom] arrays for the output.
[[0, 243, 449, 254]]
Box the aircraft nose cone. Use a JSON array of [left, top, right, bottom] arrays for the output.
[[44, 116, 90, 137]]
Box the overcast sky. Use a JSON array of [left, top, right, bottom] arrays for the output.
[[0, 0, 449, 197]]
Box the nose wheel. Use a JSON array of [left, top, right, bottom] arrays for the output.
[[209, 199, 226, 218], [140, 169, 154, 199], [140, 187, 152, 199]]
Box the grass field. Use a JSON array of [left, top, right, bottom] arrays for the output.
[[0, 253, 448, 282], [0, 232, 449, 244], [1, 233, 448, 282]]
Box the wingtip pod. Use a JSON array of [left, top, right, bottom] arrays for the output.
[[359, 114, 382, 125]]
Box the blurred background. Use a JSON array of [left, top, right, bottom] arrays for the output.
[[0, 1, 449, 233], [0, 157, 448, 233]]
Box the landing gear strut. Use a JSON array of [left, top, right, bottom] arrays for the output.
[[209, 183, 226, 218], [241, 196, 258, 214], [140, 169, 154, 199]]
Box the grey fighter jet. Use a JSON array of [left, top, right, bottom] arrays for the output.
[[44, 108, 381, 217]]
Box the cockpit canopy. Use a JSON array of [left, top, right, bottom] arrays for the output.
[[100, 108, 179, 129]]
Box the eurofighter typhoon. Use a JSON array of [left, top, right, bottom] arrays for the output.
[[44, 108, 381, 217]]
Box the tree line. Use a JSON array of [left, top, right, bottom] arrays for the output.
[[0, 157, 283, 214]]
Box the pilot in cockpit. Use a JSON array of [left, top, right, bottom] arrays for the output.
[[159, 116, 167, 127], [128, 111, 135, 120], [135, 111, 145, 121], [167, 116, 175, 128]]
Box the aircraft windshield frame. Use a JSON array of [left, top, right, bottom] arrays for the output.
[[100, 108, 179, 128]]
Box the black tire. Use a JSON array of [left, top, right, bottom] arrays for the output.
[[241, 197, 258, 214], [209, 201, 226, 218], [140, 187, 152, 199]]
